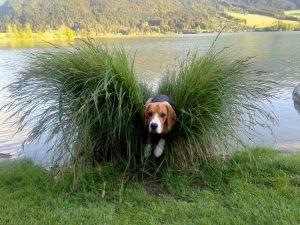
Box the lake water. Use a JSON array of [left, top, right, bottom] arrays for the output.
[[0, 32, 300, 164]]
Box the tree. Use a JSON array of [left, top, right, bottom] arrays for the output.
[[59, 24, 75, 40], [25, 23, 33, 39]]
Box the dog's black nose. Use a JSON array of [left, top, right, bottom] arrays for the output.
[[150, 123, 158, 130]]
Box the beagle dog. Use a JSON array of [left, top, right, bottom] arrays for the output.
[[144, 95, 177, 158]]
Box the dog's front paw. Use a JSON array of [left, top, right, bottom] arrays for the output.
[[154, 139, 165, 158], [144, 144, 152, 158]]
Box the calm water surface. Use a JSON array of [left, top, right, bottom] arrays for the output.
[[0, 32, 299, 164]]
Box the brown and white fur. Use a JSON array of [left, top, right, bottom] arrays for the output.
[[144, 95, 177, 158]]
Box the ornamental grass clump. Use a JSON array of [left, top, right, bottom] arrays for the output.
[[4, 41, 149, 169], [3, 40, 275, 173], [157, 47, 275, 167]]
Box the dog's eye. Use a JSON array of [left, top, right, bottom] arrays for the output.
[[148, 111, 153, 117], [160, 112, 166, 118]]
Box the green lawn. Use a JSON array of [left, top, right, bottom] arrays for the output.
[[228, 12, 300, 28], [0, 148, 299, 225], [285, 10, 300, 18]]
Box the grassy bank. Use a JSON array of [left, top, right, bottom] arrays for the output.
[[0, 148, 299, 225], [0, 24, 74, 48]]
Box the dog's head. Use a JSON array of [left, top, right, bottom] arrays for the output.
[[144, 98, 177, 134]]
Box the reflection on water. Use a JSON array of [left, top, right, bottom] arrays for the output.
[[0, 32, 300, 163], [250, 90, 300, 146], [0, 112, 27, 159], [0, 39, 74, 49], [0, 49, 27, 160]]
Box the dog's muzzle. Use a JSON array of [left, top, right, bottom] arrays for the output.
[[150, 122, 158, 133], [149, 115, 162, 133]]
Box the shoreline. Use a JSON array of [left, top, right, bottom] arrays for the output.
[[1, 30, 300, 42], [1, 30, 300, 49], [1, 141, 300, 164]]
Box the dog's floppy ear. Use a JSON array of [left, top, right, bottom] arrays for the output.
[[144, 98, 152, 128], [166, 104, 177, 131], [145, 98, 152, 107], [144, 105, 149, 128]]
